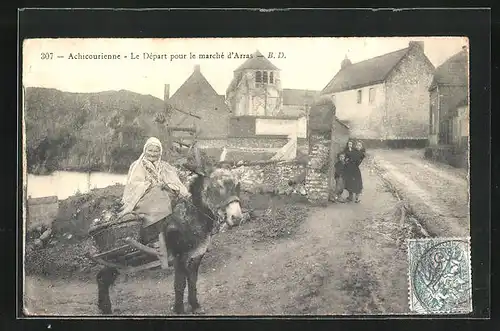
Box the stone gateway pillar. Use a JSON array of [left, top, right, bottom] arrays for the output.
[[305, 134, 330, 205]]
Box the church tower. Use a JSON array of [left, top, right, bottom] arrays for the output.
[[226, 50, 282, 116]]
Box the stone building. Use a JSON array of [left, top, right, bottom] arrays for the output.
[[320, 41, 435, 145], [166, 64, 231, 138], [428, 46, 469, 147], [226, 50, 283, 117], [427, 46, 469, 168], [224, 50, 314, 162]]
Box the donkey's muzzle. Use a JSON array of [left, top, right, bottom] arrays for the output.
[[228, 214, 243, 227], [222, 197, 242, 228]]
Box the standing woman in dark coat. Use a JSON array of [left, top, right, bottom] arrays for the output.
[[343, 139, 366, 203]]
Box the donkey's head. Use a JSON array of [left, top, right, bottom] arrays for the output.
[[189, 166, 243, 231]]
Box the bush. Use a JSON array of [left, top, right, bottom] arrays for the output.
[[424, 147, 433, 159]]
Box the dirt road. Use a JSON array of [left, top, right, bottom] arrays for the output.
[[25, 163, 412, 316], [370, 149, 469, 238]]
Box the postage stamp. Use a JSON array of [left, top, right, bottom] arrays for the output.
[[408, 237, 472, 314]]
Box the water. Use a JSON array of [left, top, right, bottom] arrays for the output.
[[27, 171, 127, 200]]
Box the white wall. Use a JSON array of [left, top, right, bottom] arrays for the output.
[[324, 82, 386, 139], [296, 117, 307, 138], [255, 116, 307, 138]]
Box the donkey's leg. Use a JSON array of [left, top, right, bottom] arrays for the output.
[[173, 257, 187, 314], [164, 220, 179, 267], [187, 255, 204, 313], [96, 267, 119, 315]]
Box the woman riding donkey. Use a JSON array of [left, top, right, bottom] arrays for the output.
[[343, 139, 366, 203], [96, 136, 244, 315], [117, 137, 191, 266]]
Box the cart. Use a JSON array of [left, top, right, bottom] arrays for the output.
[[87, 215, 171, 274]]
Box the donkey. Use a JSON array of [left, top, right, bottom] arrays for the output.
[[96, 166, 243, 315]]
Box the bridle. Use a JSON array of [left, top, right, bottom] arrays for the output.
[[175, 173, 242, 235], [181, 148, 241, 234]]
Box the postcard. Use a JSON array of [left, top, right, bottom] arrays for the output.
[[22, 36, 470, 316]]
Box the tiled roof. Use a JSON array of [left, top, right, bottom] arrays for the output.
[[169, 68, 220, 102], [320, 48, 410, 94], [430, 48, 468, 88], [167, 67, 230, 137], [282, 88, 319, 106], [234, 50, 279, 71]]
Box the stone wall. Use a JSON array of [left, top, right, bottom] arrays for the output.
[[232, 161, 306, 194], [178, 160, 307, 197], [424, 145, 469, 169], [182, 136, 296, 149], [179, 136, 309, 161], [385, 44, 435, 139], [305, 135, 331, 205], [356, 138, 428, 149], [177, 135, 332, 204]]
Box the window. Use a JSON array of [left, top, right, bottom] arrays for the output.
[[369, 88, 376, 103], [263, 71, 268, 83], [255, 71, 262, 83], [270, 72, 274, 84], [357, 90, 362, 104]]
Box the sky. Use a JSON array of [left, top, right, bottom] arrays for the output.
[[23, 37, 468, 100]]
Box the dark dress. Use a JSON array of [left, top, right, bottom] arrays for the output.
[[333, 160, 346, 194], [343, 148, 365, 194], [334, 160, 346, 180]]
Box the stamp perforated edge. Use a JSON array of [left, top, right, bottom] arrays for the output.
[[407, 236, 472, 314]]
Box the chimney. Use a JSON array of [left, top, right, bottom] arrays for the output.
[[340, 55, 352, 69], [164, 84, 170, 101], [409, 41, 424, 51], [194, 64, 201, 72]]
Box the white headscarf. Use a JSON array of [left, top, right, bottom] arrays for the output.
[[126, 137, 163, 184], [142, 137, 163, 163], [120, 137, 190, 215]]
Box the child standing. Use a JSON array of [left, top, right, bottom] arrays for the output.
[[331, 153, 347, 202]]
